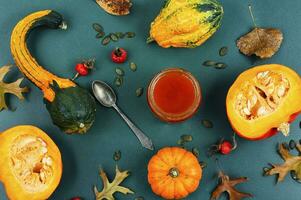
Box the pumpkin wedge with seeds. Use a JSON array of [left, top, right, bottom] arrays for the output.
[[226, 64, 301, 140]]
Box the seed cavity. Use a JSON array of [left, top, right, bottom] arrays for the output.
[[10, 135, 54, 192], [235, 70, 290, 120]]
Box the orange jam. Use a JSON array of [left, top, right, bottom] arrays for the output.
[[147, 68, 201, 122]]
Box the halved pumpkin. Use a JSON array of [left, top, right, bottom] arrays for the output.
[[226, 64, 301, 140], [0, 125, 62, 200]]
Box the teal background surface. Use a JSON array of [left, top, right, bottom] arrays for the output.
[[1, 0, 301, 199]]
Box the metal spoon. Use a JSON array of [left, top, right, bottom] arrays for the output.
[[92, 80, 154, 150]]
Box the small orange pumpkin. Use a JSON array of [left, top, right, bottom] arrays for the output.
[[147, 147, 202, 199], [226, 64, 301, 140]]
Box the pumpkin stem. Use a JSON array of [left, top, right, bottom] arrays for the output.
[[169, 167, 179, 178], [278, 122, 290, 137], [59, 21, 68, 30], [72, 73, 79, 81], [232, 133, 237, 150], [248, 4, 257, 28]]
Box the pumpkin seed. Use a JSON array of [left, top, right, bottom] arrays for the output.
[[96, 32, 105, 38], [203, 60, 217, 67], [135, 197, 144, 200], [115, 32, 125, 39], [199, 161, 207, 169], [192, 147, 199, 157], [291, 171, 301, 183], [130, 62, 137, 71], [177, 139, 184, 146], [125, 32, 136, 38], [115, 67, 124, 76], [215, 62, 227, 69], [113, 150, 121, 161], [283, 142, 289, 150], [114, 76, 123, 87], [219, 46, 228, 56], [110, 33, 119, 42], [201, 119, 213, 128], [289, 140, 296, 150], [92, 23, 104, 33], [102, 36, 111, 45], [181, 134, 193, 142], [263, 167, 269, 174], [136, 88, 143, 97]]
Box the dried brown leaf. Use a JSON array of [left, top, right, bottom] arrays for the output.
[[94, 165, 134, 200], [0, 65, 29, 111], [264, 143, 301, 182], [237, 28, 283, 59], [211, 171, 252, 200], [96, 0, 132, 16]]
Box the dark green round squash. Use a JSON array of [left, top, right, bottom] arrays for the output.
[[10, 10, 97, 134], [45, 82, 96, 134]]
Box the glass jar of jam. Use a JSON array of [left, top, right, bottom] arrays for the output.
[[147, 68, 202, 123]]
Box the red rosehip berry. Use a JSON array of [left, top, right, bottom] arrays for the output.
[[70, 197, 83, 200], [72, 59, 95, 80], [219, 141, 233, 155], [75, 63, 89, 76], [111, 47, 127, 63], [208, 134, 238, 156]]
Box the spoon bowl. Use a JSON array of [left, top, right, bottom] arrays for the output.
[[92, 80, 116, 107]]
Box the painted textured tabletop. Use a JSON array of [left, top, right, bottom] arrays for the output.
[[1, 0, 301, 199]]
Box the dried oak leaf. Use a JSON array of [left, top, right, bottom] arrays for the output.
[[94, 165, 134, 200], [237, 28, 283, 59], [264, 143, 301, 182], [0, 65, 29, 111], [96, 0, 132, 16], [211, 171, 252, 200]]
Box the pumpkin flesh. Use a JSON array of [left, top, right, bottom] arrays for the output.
[[148, 147, 202, 199], [0, 126, 62, 200], [226, 64, 301, 140]]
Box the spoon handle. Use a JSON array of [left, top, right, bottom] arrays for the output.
[[113, 104, 154, 150]]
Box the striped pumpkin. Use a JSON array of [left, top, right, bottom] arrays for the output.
[[148, 0, 223, 48]]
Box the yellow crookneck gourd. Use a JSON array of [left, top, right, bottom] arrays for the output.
[[10, 10, 96, 134], [11, 10, 74, 102], [0, 126, 62, 200], [148, 0, 223, 48]]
